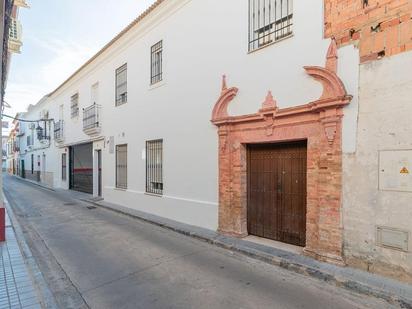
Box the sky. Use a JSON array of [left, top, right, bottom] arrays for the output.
[[4, 0, 156, 118]]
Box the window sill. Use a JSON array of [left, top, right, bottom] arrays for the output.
[[149, 80, 165, 91], [115, 102, 127, 107], [248, 33, 294, 55], [114, 187, 127, 191], [144, 192, 163, 198]]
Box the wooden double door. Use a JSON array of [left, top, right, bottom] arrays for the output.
[[247, 141, 307, 247]]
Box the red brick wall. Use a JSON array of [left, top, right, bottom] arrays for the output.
[[325, 0, 412, 62], [211, 46, 352, 264]]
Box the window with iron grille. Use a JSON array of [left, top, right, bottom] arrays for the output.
[[9, 19, 18, 40], [116, 144, 127, 189], [146, 139, 163, 195], [150, 41, 163, 85], [115, 64, 127, 106], [83, 104, 99, 130], [62, 153, 67, 181], [26, 135, 31, 146], [71, 93, 79, 118], [248, 0, 293, 52], [54, 120, 63, 140]]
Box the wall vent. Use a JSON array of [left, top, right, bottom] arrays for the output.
[[377, 226, 409, 252]]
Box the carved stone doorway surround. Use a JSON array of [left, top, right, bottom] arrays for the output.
[[211, 39, 352, 265]]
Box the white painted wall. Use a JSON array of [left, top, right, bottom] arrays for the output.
[[16, 0, 359, 231], [343, 51, 412, 279]]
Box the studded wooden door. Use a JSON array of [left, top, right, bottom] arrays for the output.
[[247, 142, 307, 246]]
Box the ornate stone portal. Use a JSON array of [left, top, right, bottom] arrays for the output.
[[211, 39, 352, 264]]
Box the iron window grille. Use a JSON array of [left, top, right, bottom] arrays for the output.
[[62, 153, 67, 181], [71, 93, 79, 118], [116, 144, 128, 189], [151, 41, 163, 85], [9, 19, 18, 40], [146, 139, 163, 195], [248, 0, 293, 52], [13, 141, 19, 152], [83, 104, 100, 130], [115, 64, 127, 106], [54, 120, 64, 140]]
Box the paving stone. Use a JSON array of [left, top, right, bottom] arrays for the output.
[[0, 219, 41, 309], [22, 303, 41, 309]]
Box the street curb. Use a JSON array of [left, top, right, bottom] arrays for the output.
[[87, 199, 412, 309], [11, 175, 55, 192], [3, 193, 59, 309]]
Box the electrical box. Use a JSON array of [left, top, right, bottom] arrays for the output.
[[379, 150, 412, 192]]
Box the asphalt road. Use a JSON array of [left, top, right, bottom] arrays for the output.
[[3, 175, 394, 309]]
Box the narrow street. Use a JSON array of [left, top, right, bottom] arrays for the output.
[[3, 175, 393, 309]]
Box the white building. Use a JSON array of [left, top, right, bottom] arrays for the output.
[[18, 0, 358, 228], [11, 0, 412, 282]]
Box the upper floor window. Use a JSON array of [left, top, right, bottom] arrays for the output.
[[248, 0, 293, 52], [151, 41, 163, 85], [71, 93, 79, 118], [9, 19, 19, 40], [115, 64, 127, 106], [91, 82, 99, 105]]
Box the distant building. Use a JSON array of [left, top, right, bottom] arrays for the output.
[[2, 121, 9, 170], [1, 0, 29, 241]]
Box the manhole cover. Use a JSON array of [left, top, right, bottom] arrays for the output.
[[87, 206, 97, 210]]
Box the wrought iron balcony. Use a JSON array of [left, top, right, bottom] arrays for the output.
[[8, 18, 22, 54], [83, 103, 101, 135], [54, 120, 64, 143]]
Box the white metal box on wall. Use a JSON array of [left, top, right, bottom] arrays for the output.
[[379, 150, 412, 192]]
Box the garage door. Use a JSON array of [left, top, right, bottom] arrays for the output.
[[70, 143, 93, 194]]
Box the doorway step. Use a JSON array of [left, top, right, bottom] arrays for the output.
[[244, 235, 303, 255]]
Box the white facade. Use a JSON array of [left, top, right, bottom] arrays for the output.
[[343, 51, 412, 280], [14, 0, 359, 231]]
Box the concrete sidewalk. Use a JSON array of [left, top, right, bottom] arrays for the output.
[[64, 190, 412, 308], [1, 208, 41, 308], [1, 195, 57, 309]]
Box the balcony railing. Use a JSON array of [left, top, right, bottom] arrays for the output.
[[54, 120, 64, 142], [8, 18, 22, 54], [83, 103, 101, 135]]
